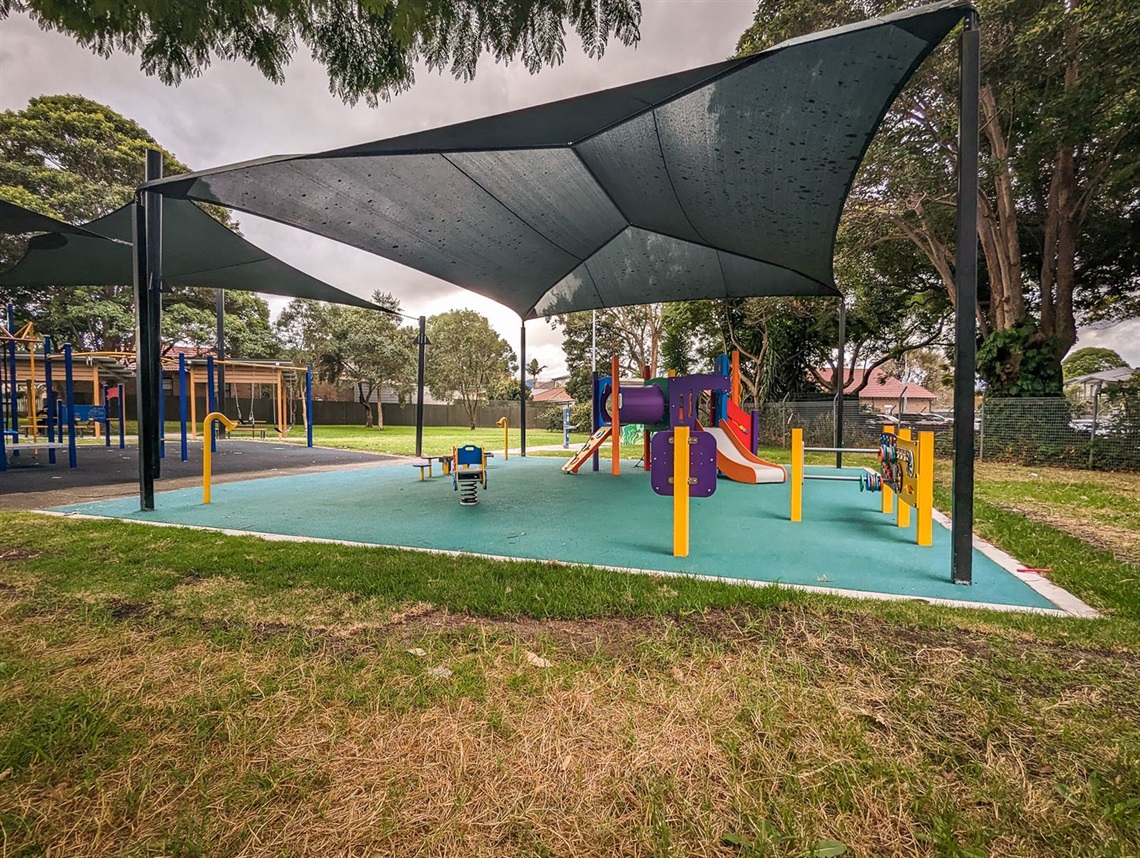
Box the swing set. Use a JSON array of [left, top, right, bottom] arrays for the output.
[[183, 359, 309, 440]]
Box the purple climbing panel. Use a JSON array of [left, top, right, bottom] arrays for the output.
[[650, 430, 718, 498]]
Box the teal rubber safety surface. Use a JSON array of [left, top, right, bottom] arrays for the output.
[[55, 456, 1055, 610]]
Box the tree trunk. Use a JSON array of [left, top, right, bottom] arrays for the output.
[[358, 383, 373, 428], [978, 84, 1025, 330]]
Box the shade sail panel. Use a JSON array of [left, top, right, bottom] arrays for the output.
[[0, 198, 381, 310], [145, 0, 972, 319], [0, 200, 104, 237]]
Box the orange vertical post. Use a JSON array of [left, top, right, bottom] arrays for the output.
[[790, 427, 803, 522], [611, 354, 620, 476], [276, 368, 284, 434]]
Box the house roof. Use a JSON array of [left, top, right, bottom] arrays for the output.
[[142, 1, 972, 320], [1066, 367, 1136, 386], [817, 367, 937, 400], [533, 386, 573, 403]]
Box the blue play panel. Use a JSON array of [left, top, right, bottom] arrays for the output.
[[54, 456, 1056, 611]]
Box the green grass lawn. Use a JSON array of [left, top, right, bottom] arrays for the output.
[[2, 450, 1138, 855], [283, 424, 587, 457]]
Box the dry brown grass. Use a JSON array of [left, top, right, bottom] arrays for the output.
[[2, 587, 1138, 857], [942, 462, 1140, 565]]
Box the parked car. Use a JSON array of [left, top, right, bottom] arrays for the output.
[[901, 412, 953, 431]]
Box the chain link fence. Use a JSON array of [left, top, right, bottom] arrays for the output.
[[752, 395, 1140, 472]]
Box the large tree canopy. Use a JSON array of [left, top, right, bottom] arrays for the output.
[[276, 292, 415, 428], [738, 0, 1140, 397], [1062, 347, 1130, 380], [426, 310, 513, 429], [0, 94, 277, 356], [3, 0, 642, 105]]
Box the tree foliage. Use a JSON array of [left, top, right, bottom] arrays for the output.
[[276, 291, 415, 428], [1062, 346, 1130, 379], [4, 0, 642, 105], [425, 310, 513, 428], [551, 304, 663, 404], [738, 0, 1140, 397], [0, 94, 276, 356]]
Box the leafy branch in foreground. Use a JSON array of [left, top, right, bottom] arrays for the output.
[[5, 0, 643, 105]]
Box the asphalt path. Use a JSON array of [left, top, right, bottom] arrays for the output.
[[0, 439, 400, 511]]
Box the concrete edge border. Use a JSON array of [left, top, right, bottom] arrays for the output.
[[930, 508, 1099, 618]]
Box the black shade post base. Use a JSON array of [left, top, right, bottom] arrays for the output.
[[134, 149, 163, 510]]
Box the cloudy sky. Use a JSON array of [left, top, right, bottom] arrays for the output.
[[2, 2, 1136, 374]]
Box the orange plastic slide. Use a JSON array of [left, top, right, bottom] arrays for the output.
[[562, 426, 612, 474], [701, 420, 786, 484]]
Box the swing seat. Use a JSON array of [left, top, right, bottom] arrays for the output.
[[227, 425, 267, 440]]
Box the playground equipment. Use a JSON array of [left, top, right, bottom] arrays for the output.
[[562, 405, 573, 449], [452, 444, 489, 505], [563, 352, 785, 485], [202, 412, 239, 503], [496, 416, 509, 460], [790, 426, 934, 546], [1, 308, 102, 472], [649, 423, 718, 557], [559, 351, 784, 558]]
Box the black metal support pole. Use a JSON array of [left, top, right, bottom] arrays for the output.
[[216, 288, 226, 436], [834, 298, 846, 469], [133, 149, 163, 510], [951, 12, 980, 585], [414, 315, 427, 459], [519, 321, 527, 457]]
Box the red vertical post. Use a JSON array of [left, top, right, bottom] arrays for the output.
[[731, 351, 741, 405]]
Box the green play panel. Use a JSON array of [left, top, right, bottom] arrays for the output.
[[55, 456, 1057, 611]]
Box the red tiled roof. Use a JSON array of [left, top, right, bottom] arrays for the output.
[[165, 344, 216, 358], [533, 386, 572, 403], [815, 367, 936, 400]]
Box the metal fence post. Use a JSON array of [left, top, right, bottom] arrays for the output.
[[1088, 384, 1100, 470]]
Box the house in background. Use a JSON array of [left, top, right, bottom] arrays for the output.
[[1064, 367, 1136, 403], [532, 376, 573, 404], [815, 367, 938, 414]]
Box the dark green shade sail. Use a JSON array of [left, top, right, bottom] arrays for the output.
[[143, 0, 972, 319], [0, 200, 103, 238], [0, 198, 382, 310]]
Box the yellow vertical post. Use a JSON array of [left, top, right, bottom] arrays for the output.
[[673, 425, 690, 557], [917, 431, 934, 546], [881, 425, 895, 515], [897, 427, 911, 529], [790, 427, 804, 522], [189, 367, 198, 437], [496, 416, 509, 460], [92, 364, 101, 439], [202, 412, 238, 503], [611, 354, 620, 476]]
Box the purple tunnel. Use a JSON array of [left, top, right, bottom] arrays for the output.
[[602, 384, 667, 425]]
